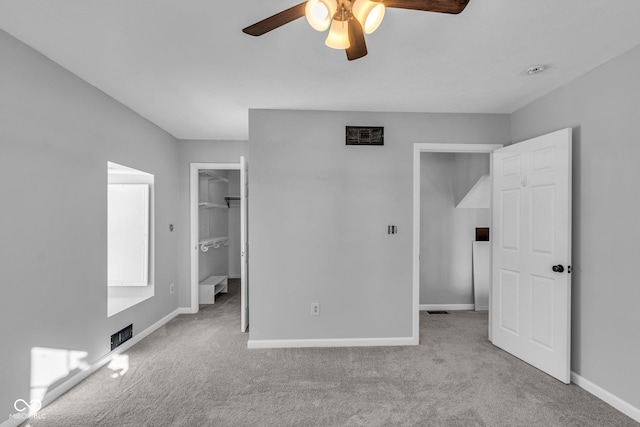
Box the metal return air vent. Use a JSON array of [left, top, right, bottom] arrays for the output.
[[111, 324, 133, 350], [346, 126, 384, 145]]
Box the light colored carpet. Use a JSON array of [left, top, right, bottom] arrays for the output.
[[25, 281, 636, 426]]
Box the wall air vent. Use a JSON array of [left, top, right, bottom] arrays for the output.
[[111, 324, 133, 351], [346, 126, 384, 146]]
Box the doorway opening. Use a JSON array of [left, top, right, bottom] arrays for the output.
[[419, 151, 491, 311], [412, 144, 503, 342], [190, 159, 249, 332]]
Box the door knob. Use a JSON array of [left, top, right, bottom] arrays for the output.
[[552, 265, 565, 273]]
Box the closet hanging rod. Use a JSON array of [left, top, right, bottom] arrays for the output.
[[199, 237, 229, 252]]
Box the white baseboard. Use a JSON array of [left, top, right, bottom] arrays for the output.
[[228, 274, 241, 279], [571, 372, 640, 423], [420, 304, 475, 311], [248, 336, 416, 349], [1, 307, 184, 427]]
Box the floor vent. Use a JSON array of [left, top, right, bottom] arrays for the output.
[[111, 324, 133, 351], [427, 311, 449, 314]]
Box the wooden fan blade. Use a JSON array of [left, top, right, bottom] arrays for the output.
[[242, 2, 307, 36], [375, 0, 469, 14], [346, 18, 367, 61]]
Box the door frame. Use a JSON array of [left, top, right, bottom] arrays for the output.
[[412, 143, 503, 342], [189, 162, 242, 313]]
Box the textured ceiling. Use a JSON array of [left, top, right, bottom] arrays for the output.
[[1, 0, 640, 140]]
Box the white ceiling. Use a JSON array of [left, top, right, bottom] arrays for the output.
[[1, 1, 640, 141]]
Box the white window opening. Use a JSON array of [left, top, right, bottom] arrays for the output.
[[107, 162, 155, 317]]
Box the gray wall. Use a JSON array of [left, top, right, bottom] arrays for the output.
[[511, 44, 640, 409], [248, 110, 510, 342], [0, 30, 180, 415], [420, 153, 490, 305], [176, 140, 247, 307]]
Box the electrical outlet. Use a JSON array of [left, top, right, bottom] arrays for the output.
[[311, 303, 320, 316], [170, 283, 175, 294]]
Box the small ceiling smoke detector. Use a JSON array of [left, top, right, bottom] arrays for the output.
[[526, 65, 548, 75]]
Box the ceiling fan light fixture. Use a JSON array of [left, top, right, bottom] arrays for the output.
[[305, 0, 336, 32], [352, 0, 385, 34], [243, 0, 470, 60], [325, 18, 351, 49]]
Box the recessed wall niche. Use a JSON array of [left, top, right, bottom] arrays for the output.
[[107, 161, 155, 317]]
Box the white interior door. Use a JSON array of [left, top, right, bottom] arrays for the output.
[[491, 128, 572, 383], [240, 156, 249, 332]]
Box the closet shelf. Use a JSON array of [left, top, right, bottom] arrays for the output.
[[199, 236, 229, 252], [199, 275, 228, 304], [199, 275, 227, 287], [199, 202, 227, 209], [199, 171, 229, 182], [224, 196, 240, 207]]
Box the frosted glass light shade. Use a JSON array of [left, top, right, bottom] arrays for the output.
[[352, 0, 385, 34], [325, 19, 350, 49], [305, 0, 336, 32]]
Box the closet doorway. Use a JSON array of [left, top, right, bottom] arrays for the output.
[[419, 151, 492, 313], [412, 144, 502, 342], [190, 158, 249, 332]]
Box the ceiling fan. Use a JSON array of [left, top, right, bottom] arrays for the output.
[[242, 0, 470, 61]]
